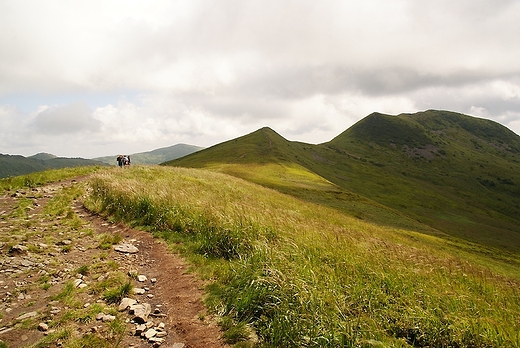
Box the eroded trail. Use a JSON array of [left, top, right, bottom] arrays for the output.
[[0, 178, 228, 348]]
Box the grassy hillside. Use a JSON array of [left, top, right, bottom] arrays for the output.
[[86, 166, 520, 347], [93, 143, 203, 165], [166, 111, 520, 256], [0, 153, 108, 179]]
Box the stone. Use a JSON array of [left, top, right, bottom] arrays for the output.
[[130, 303, 151, 323], [113, 243, 139, 254], [156, 331, 167, 338], [9, 245, 28, 255], [150, 337, 166, 345], [17, 311, 38, 320], [102, 314, 116, 322], [150, 278, 157, 283], [171, 343, 185, 348], [133, 287, 146, 295], [118, 297, 138, 311], [38, 322, 49, 331], [96, 313, 116, 322], [0, 328, 13, 335], [137, 275, 147, 282], [73, 279, 83, 288], [134, 323, 147, 336], [144, 328, 157, 339]]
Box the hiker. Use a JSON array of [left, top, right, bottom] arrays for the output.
[[117, 155, 123, 167], [124, 155, 131, 166]]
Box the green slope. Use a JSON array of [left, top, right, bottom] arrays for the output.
[[88, 166, 520, 347], [165, 110, 520, 254]]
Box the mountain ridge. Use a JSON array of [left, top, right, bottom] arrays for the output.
[[0, 153, 108, 179], [165, 110, 520, 254]]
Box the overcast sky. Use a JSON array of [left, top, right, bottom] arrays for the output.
[[1, 0, 520, 158]]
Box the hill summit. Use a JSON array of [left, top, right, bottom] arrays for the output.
[[166, 110, 520, 254]]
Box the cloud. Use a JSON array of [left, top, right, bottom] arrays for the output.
[[31, 102, 100, 135], [1, 0, 520, 157]]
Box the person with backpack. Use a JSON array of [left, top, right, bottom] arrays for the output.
[[117, 155, 123, 167]]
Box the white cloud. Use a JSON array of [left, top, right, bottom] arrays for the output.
[[1, 0, 520, 157], [32, 102, 100, 135]]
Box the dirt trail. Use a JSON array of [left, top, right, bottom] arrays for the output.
[[0, 178, 229, 347]]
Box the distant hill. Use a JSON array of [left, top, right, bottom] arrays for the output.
[[0, 153, 108, 179], [165, 110, 520, 254], [93, 144, 203, 165], [29, 152, 58, 161]]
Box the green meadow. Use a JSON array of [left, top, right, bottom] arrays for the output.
[[86, 166, 520, 347]]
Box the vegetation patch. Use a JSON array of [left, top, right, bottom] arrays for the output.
[[86, 166, 520, 347]]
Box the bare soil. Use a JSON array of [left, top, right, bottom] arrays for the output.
[[0, 178, 229, 348]]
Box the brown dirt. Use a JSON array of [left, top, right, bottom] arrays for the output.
[[0, 178, 229, 348]]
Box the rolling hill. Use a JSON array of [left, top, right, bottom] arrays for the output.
[[93, 143, 203, 165], [164, 110, 520, 255], [0, 153, 108, 179]]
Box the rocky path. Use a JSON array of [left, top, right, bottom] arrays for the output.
[[0, 179, 228, 347]]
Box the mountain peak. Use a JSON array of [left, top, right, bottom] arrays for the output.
[[29, 152, 57, 161]]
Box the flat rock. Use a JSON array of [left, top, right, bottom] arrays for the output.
[[144, 328, 158, 339], [130, 303, 151, 323], [118, 297, 138, 311], [9, 245, 28, 255], [17, 311, 38, 320], [137, 275, 147, 282], [113, 243, 139, 254], [133, 287, 146, 295], [134, 323, 147, 336]]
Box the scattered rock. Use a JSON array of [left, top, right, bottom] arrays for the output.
[[38, 322, 49, 331], [133, 287, 146, 295], [118, 297, 138, 311], [73, 279, 83, 288], [17, 311, 38, 320], [134, 323, 147, 336], [137, 275, 147, 282], [102, 314, 116, 322], [0, 327, 14, 335], [113, 243, 139, 254], [9, 245, 28, 255], [96, 313, 116, 322], [130, 303, 151, 323], [144, 328, 158, 339], [150, 278, 157, 283]]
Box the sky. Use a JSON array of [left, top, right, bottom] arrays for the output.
[[1, 0, 520, 158]]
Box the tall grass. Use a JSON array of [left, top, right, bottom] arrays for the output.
[[86, 166, 520, 347]]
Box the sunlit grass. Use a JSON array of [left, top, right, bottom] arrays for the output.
[[86, 166, 520, 347]]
